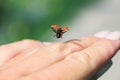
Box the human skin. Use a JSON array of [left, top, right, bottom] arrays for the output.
[[0, 31, 120, 80]]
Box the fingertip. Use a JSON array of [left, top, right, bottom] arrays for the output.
[[94, 31, 110, 38], [105, 31, 120, 40], [94, 31, 120, 40]]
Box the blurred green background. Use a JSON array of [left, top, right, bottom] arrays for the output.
[[0, 0, 98, 44]]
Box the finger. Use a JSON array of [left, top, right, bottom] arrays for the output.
[[43, 42, 52, 45], [0, 36, 100, 80], [94, 30, 110, 38], [0, 39, 42, 66], [0, 47, 41, 70], [0, 42, 52, 69], [21, 32, 120, 80]]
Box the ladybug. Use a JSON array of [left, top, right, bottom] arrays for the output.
[[51, 24, 69, 38]]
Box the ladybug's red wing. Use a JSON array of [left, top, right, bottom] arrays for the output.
[[51, 25, 60, 33], [61, 27, 69, 31], [61, 27, 69, 34]]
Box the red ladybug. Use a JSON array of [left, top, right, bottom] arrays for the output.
[[51, 24, 69, 38]]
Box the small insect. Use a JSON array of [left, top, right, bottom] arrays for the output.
[[51, 24, 69, 38]]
